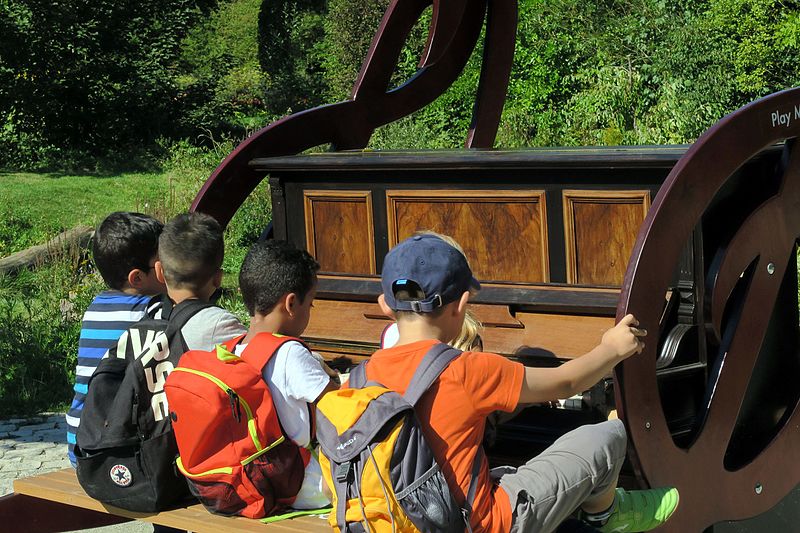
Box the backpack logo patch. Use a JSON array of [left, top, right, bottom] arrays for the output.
[[110, 464, 133, 487], [336, 436, 357, 450]]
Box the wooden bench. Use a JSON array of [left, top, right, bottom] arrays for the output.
[[4, 468, 330, 533]]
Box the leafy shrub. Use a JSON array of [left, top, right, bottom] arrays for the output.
[[0, 0, 216, 169], [179, 0, 277, 138], [0, 251, 103, 417], [321, 0, 388, 101], [259, 0, 329, 115]]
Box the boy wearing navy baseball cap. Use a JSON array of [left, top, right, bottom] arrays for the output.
[[366, 233, 678, 533]]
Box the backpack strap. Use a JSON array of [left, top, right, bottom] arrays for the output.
[[403, 342, 485, 529], [348, 361, 368, 389], [163, 299, 215, 338], [403, 343, 462, 406], [349, 343, 461, 397], [237, 332, 318, 446], [238, 332, 305, 373], [462, 446, 484, 531], [220, 333, 247, 352]]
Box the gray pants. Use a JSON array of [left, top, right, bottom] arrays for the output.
[[497, 419, 627, 533]]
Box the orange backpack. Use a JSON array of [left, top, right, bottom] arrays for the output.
[[164, 333, 310, 518]]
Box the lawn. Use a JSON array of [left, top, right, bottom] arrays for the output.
[[0, 171, 180, 255], [0, 162, 269, 416]]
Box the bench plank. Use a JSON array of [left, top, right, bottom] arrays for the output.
[[13, 469, 331, 532], [0, 493, 130, 533]]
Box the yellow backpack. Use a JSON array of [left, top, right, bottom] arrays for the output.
[[316, 344, 482, 533]]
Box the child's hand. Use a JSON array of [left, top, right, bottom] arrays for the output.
[[601, 314, 646, 360]]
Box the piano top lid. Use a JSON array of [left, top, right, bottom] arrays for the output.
[[250, 145, 691, 173]]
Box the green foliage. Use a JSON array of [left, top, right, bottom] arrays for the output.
[[0, 0, 213, 169], [495, 0, 800, 147], [321, 0, 389, 101], [259, 0, 329, 114], [6, 0, 800, 163], [179, 0, 274, 137], [0, 254, 103, 417]]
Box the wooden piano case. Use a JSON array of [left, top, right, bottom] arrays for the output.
[[253, 146, 678, 458], [191, 89, 800, 530]]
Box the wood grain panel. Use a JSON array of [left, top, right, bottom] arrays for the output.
[[386, 190, 549, 283], [304, 190, 375, 275], [303, 299, 613, 361], [490, 312, 614, 359], [563, 190, 650, 286]]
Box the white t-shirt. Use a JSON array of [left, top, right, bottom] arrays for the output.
[[182, 306, 247, 351], [235, 340, 331, 509], [381, 322, 400, 348]]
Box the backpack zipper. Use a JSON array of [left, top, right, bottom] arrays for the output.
[[172, 367, 268, 452], [176, 456, 233, 477]]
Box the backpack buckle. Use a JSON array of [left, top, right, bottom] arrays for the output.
[[335, 461, 353, 483]]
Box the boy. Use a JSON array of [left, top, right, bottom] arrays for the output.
[[105, 212, 245, 533], [153, 212, 246, 348], [370, 233, 679, 533], [67, 212, 166, 466], [236, 239, 338, 509]]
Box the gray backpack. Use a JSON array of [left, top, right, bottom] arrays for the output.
[[316, 343, 482, 532]]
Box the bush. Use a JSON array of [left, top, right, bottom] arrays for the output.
[[0, 0, 212, 169], [259, 0, 329, 115], [0, 252, 103, 417], [179, 0, 277, 138]]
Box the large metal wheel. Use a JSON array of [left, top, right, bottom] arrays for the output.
[[616, 87, 800, 531]]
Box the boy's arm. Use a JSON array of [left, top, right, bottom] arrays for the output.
[[283, 343, 339, 404], [518, 314, 646, 405], [313, 378, 339, 403]]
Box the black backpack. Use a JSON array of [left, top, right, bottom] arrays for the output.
[[75, 298, 213, 512]]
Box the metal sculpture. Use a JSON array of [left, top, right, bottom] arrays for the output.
[[616, 87, 800, 530], [191, 0, 517, 227], [192, 1, 800, 529]]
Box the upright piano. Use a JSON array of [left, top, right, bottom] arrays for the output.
[[251, 145, 693, 460], [188, 1, 800, 520]]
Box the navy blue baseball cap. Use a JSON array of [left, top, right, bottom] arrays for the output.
[[381, 234, 481, 312]]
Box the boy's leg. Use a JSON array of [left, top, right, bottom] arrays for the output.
[[497, 419, 626, 533]]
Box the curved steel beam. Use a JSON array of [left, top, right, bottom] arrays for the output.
[[192, 0, 516, 226]]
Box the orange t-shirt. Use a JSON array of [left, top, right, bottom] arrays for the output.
[[364, 339, 524, 533]]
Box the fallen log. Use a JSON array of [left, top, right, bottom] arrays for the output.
[[0, 225, 94, 276]]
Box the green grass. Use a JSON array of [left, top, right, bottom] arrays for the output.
[[0, 142, 270, 416], [0, 171, 178, 255]]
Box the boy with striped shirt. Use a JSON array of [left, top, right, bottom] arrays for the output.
[[66, 212, 166, 466]]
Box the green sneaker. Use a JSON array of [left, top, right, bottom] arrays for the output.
[[598, 487, 679, 532]]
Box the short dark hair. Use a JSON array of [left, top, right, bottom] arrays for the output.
[[158, 212, 224, 291], [92, 212, 163, 290], [239, 240, 320, 316]]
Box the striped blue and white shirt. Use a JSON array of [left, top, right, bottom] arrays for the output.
[[66, 290, 161, 466]]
